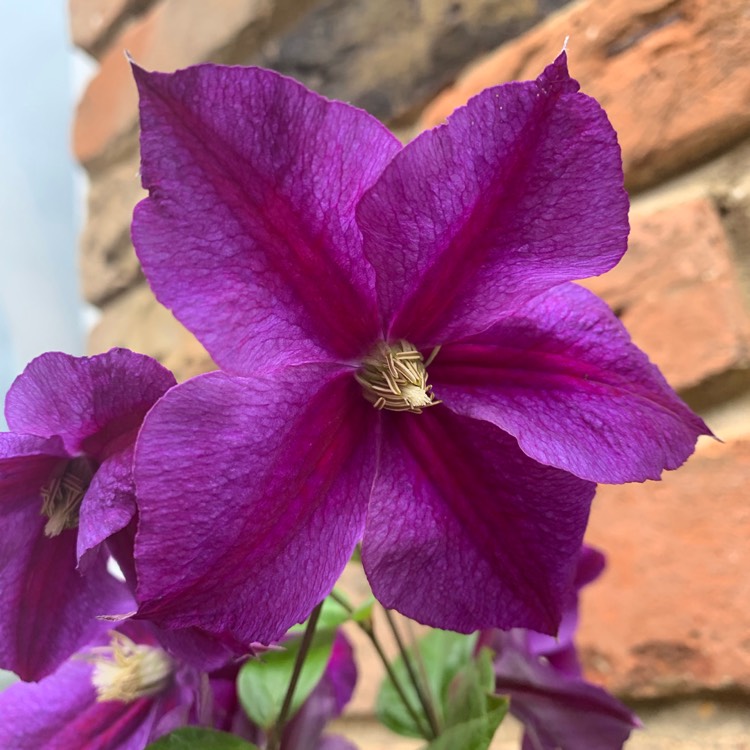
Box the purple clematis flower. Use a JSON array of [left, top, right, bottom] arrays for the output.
[[484, 546, 641, 750], [0, 348, 176, 680], [0, 612, 358, 750], [130, 53, 709, 645], [0, 615, 235, 750]]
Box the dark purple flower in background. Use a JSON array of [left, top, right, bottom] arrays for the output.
[[130, 53, 708, 645], [280, 632, 359, 750], [484, 546, 641, 750], [0, 617, 225, 750], [0, 348, 175, 680], [0, 616, 359, 750]]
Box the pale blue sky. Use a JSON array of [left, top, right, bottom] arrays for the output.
[[0, 2, 85, 416]]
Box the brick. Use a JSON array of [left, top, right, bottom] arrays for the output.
[[68, 0, 155, 57], [252, 0, 572, 124], [87, 283, 215, 381], [420, 0, 750, 191], [578, 438, 750, 698], [580, 196, 750, 391], [80, 149, 144, 305], [73, 0, 318, 171]]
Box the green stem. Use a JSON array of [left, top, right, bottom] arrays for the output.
[[383, 608, 441, 737], [329, 591, 434, 740], [268, 601, 324, 750]]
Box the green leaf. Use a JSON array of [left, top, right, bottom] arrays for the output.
[[237, 627, 335, 730], [376, 629, 477, 738], [288, 592, 351, 635], [146, 727, 259, 749], [444, 648, 496, 728], [421, 695, 508, 750], [352, 597, 375, 624]]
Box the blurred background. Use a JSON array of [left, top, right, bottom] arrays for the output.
[[0, 1, 86, 414], [4, 0, 749, 747]]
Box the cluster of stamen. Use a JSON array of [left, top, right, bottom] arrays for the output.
[[355, 340, 441, 414], [39, 457, 95, 537], [87, 632, 174, 703]]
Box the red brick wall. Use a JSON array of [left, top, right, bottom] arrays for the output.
[[419, 0, 750, 711]]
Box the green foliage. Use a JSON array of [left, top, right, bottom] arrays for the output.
[[377, 634, 507, 749], [421, 694, 508, 750], [145, 727, 259, 749], [376, 629, 478, 738], [237, 591, 367, 731], [237, 627, 335, 730], [287, 591, 351, 635], [425, 649, 508, 750]]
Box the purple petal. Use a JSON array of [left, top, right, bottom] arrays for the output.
[[362, 409, 595, 634], [357, 52, 629, 345], [132, 63, 401, 373], [0, 433, 68, 514], [106, 523, 241, 673], [282, 633, 357, 750], [77, 444, 137, 566], [0, 501, 129, 681], [323, 631, 358, 716], [574, 545, 606, 589], [430, 283, 710, 483], [0, 639, 161, 750], [495, 646, 640, 750], [152, 623, 240, 673], [134, 366, 377, 644], [5, 349, 175, 458], [521, 546, 605, 677]]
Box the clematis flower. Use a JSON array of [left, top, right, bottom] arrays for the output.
[[0, 348, 175, 680], [0, 616, 233, 750], [130, 52, 709, 645], [0, 613, 358, 750], [484, 546, 641, 750]]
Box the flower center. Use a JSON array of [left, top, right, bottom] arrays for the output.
[[39, 457, 96, 537], [88, 632, 174, 703], [355, 340, 441, 413]]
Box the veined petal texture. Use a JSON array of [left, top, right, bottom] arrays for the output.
[[4, 349, 176, 459], [0, 502, 126, 681], [0, 651, 158, 750], [496, 646, 639, 750], [363, 409, 595, 634], [132, 63, 403, 373], [134, 366, 378, 644], [430, 283, 710, 482], [76, 444, 138, 565], [0, 433, 68, 513], [357, 52, 629, 346]]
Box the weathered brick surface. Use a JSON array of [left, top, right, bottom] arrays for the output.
[[80, 149, 144, 305], [252, 0, 572, 124], [73, 0, 319, 171], [87, 283, 214, 381], [72, 0, 581, 306], [581, 196, 750, 391], [68, 0, 155, 57], [420, 0, 750, 191], [579, 438, 750, 698]]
